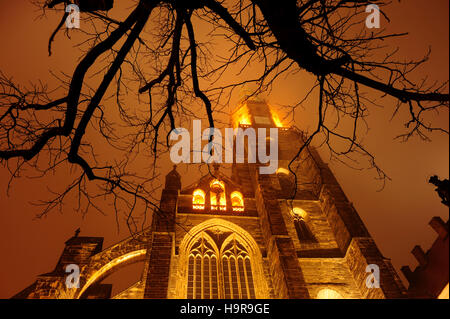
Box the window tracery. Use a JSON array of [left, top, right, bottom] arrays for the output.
[[186, 233, 255, 299]]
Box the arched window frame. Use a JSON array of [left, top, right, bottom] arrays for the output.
[[193, 189, 206, 210], [230, 191, 244, 212], [177, 219, 269, 299], [185, 233, 256, 299], [210, 180, 226, 211], [186, 233, 219, 299], [291, 207, 316, 242], [220, 235, 256, 299], [276, 168, 296, 196]]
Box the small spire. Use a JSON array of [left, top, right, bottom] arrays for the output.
[[74, 228, 80, 237], [165, 164, 182, 190]]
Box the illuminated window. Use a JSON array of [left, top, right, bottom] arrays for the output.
[[210, 180, 226, 211], [231, 191, 244, 212], [239, 115, 252, 126], [186, 234, 255, 299], [193, 189, 206, 210], [292, 207, 307, 219], [271, 111, 283, 128], [317, 288, 343, 299], [292, 208, 315, 242], [187, 235, 219, 299], [234, 105, 252, 127], [221, 237, 256, 299]]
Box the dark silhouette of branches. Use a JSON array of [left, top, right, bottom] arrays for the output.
[[1, 0, 448, 233]]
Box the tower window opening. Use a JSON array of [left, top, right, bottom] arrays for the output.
[[210, 180, 226, 211], [292, 208, 316, 242], [231, 191, 244, 212], [276, 168, 296, 197], [193, 189, 206, 210]]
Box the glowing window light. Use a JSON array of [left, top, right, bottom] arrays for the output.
[[193, 189, 206, 210], [292, 207, 308, 220], [291, 207, 315, 242], [276, 168, 290, 175], [316, 288, 343, 299], [233, 104, 252, 127], [231, 191, 244, 212], [271, 111, 283, 128], [210, 180, 226, 211], [239, 114, 252, 126]]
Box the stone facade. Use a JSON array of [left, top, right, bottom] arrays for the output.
[[13, 99, 406, 299]]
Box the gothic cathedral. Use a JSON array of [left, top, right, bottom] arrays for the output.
[[13, 99, 406, 299]]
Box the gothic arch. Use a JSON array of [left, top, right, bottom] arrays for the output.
[[176, 218, 269, 299]]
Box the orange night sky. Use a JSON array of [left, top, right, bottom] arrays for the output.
[[0, 1, 448, 298]]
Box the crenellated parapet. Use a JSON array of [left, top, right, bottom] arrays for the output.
[[401, 216, 449, 299]]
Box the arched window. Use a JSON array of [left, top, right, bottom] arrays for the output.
[[186, 233, 256, 299], [210, 180, 226, 211], [316, 288, 343, 299], [230, 191, 244, 212], [187, 235, 219, 299], [292, 207, 315, 242], [276, 168, 295, 197], [193, 189, 206, 210], [221, 237, 256, 299]]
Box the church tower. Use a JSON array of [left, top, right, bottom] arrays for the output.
[[13, 98, 406, 299]]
